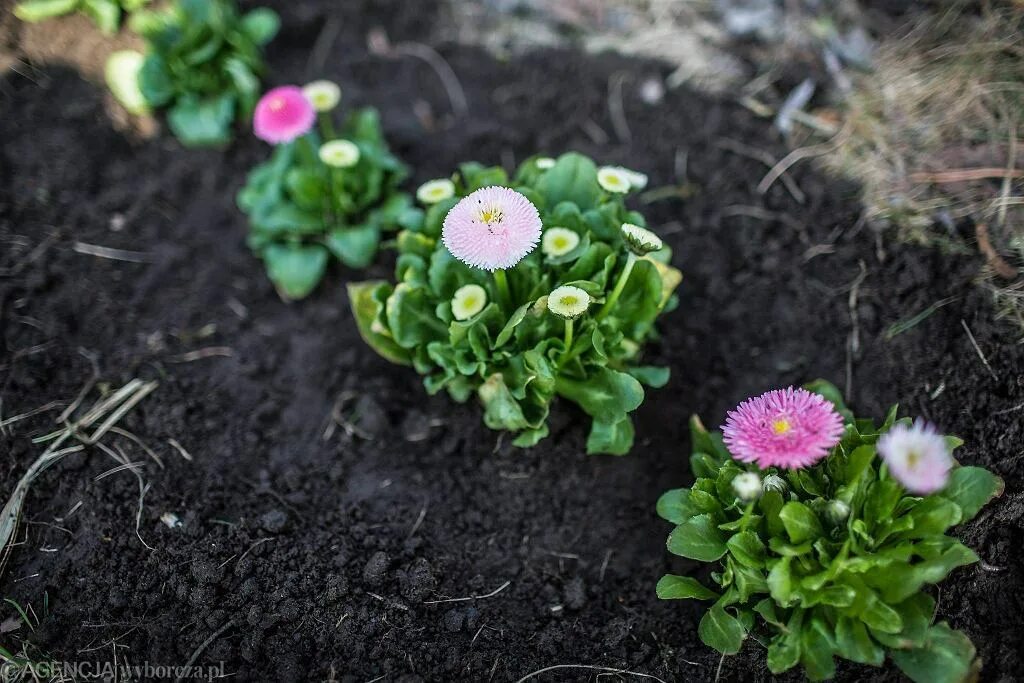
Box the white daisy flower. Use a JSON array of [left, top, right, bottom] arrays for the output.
[[416, 179, 456, 205], [732, 472, 762, 502], [548, 285, 591, 319], [451, 284, 488, 321], [878, 421, 953, 494], [620, 223, 663, 255], [541, 228, 580, 258], [535, 157, 556, 169], [597, 166, 631, 194], [302, 80, 341, 112], [623, 168, 648, 190], [319, 139, 360, 168]]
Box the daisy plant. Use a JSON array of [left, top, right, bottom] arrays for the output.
[[348, 152, 680, 454], [14, 0, 148, 34], [237, 82, 418, 299], [104, 0, 279, 146], [657, 381, 1003, 682]]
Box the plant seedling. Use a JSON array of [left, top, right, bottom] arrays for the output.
[[657, 380, 1002, 682], [349, 153, 681, 454], [237, 82, 418, 299]]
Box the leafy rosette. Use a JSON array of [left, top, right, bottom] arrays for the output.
[[348, 152, 682, 454], [657, 380, 1003, 682], [115, 0, 280, 146], [238, 104, 419, 298]]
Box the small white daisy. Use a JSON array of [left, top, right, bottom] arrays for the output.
[[548, 285, 591, 319], [451, 284, 488, 321], [623, 168, 648, 190], [416, 179, 456, 205], [597, 166, 631, 194], [302, 80, 341, 112], [319, 139, 360, 168], [878, 421, 953, 494], [541, 228, 580, 258]]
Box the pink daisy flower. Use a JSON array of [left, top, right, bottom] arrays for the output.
[[722, 387, 845, 469], [442, 186, 542, 271], [877, 421, 952, 494], [253, 86, 315, 144]]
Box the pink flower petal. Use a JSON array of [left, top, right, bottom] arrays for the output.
[[442, 186, 541, 271], [253, 86, 316, 144]]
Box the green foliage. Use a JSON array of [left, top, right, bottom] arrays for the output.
[[348, 153, 682, 454], [14, 0, 148, 34], [656, 380, 1002, 681], [125, 0, 278, 146], [238, 108, 416, 299]]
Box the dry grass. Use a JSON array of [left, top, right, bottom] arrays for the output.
[[820, 3, 1024, 330]]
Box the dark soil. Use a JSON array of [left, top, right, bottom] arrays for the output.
[[2, 1, 1023, 681]]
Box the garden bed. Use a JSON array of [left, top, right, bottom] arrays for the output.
[[1, 0, 1022, 681]]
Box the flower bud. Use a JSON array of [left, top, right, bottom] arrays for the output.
[[732, 472, 762, 502], [762, 473, 787, 495], [826, 499, 850, 524]]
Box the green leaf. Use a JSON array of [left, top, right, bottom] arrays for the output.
[[767, 557, 794, 607], [494, 302, 532, 348], [656, 488, 695, 524], [871, 593, 934, 650], [555, 367, 643, 423], [625, 365, 670, 388], [667, 514, 727, 562], [105, 50, 149, 115], [779, 501, 823, 544], [804, 378, 851, 420], [511, 423, 549, 448], [167, 95, 235, 147], [835, 617, 884, 666], [536, 153, 602, 210], [901, 497, 962, 538], [891, 624, 977, 683], [82, 0, 120, 33], [767, 617, 802, 675], [801, 618, 837, 681], [941, 466, 1003, 522], [138, 55, 175, 107], [698, 603, 746, 655], [241, 7, 279, 45], [861, 593, 903, 634], [14, 0, 79, 23], [586, 415, 635, 455], [327, 225, 381, 269], [726, 531, 765, 569], [386, 283, 447, 347], [263, 244, 328, 300], [347, 281, 411, 365], [478, 374, 529, 432], [656, 574, 719, 601]]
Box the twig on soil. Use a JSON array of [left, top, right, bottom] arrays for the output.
[[608, 72, 631, 143], [910, 168, 1024, 183], [599, 549, 613, 582], [580, 118, 610, 145], [407, 502, 428, 540], [0, 401, 65, 431], [884, 297, 957, 340], [167, 438, 193, 462], [165, 347, 234, 363], [367, 29, 468, 118], [960, 319, 998, 380], [845, 261, 868, 403], [513, 664, 667, 683], [109, 427, 164, 469], [72, 241, 154, 263], [757, 119, 853, 196], [975, 223, 1019, 279], [423, 580, 511, 605], [717, 138, 806, 204], [221, 537, 275, 570], [176, 619, 235, 683], [307, 14, 342, 76], [994, 401, 1024, 415], [0, 232, 58, 278]]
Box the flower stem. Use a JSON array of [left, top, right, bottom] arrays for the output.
[[318, 112, 337, 141], [597, 252, 637, 321], [560, 318, 574, 364], [493, 269, 512, 311]]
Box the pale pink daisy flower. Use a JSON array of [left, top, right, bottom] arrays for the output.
[[877, 421, 953, 494], [253, 86, 315, 144], [442, 186, 542, 271], [722, 387, 845, 469]]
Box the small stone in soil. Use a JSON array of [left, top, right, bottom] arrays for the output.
[[259, 509, 290, 534], [362, 551, 390, 587]]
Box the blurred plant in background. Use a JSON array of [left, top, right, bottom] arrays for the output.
[[104, 0, 279, 146], [14, 0, 148, 35]]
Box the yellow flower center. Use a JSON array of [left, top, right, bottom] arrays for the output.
[[479, 207, 503, 224], [559, 295, 578, 307], [906, 450, 920, 467], [553, 237, 568, 249], [772, 418, 792, 435]]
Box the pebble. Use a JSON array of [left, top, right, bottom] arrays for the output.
[[362, 551, 390, 587], [259, 509, 290, 534]]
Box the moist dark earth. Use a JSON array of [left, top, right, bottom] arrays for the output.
[[2, 1, 1023, 681]]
